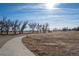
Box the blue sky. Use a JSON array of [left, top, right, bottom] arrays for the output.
[[0, 3, 79, 29]]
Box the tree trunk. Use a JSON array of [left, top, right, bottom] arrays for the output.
[[13, 28, 17, 34], [0, 28, 3, 35], [6, 28, 9, 35], [19, 29, 21, 34], [22, 31, 23, 34], [6, 31, 8, 35], [14, 30, 16, 34]]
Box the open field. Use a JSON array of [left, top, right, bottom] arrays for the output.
[[22, 31, 79, 56]]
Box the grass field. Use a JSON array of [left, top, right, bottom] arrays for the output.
[[22, 31, 79, 56]]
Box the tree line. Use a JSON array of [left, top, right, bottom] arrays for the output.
[[53, 27, 79, 31], [62, 27, 79, 31], [0, 16, 49, 35], [1, 16, 79, 35]]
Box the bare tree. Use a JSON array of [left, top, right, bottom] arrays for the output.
[[36, 24, 40, 32], [45, 23, 49, 32], [62, 27, 68, 31], [12, 20, 19, 34], [42, 23, 49, 33], [28, 23, 36, 33], [0, 16, 7, 34], [0, 20, 3, 34], [17, 21, 22, 34], [5, 19, 12, 35], [20, 21, 28, 34], [36, 23, 42, 33]]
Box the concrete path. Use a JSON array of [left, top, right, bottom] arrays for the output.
[[0, 36, 35, 56]]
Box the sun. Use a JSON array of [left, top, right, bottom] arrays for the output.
[[45, 3, 56, 10]]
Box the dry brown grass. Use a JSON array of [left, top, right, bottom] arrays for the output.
[[22, 31, 79, 56]]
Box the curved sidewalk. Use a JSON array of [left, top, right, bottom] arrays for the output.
[[0, 36, 35, 56]]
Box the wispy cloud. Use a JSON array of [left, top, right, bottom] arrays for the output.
[[0, 3, 79, 29]]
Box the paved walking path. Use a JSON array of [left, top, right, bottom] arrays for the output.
[[0, 36, 35, 56]]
